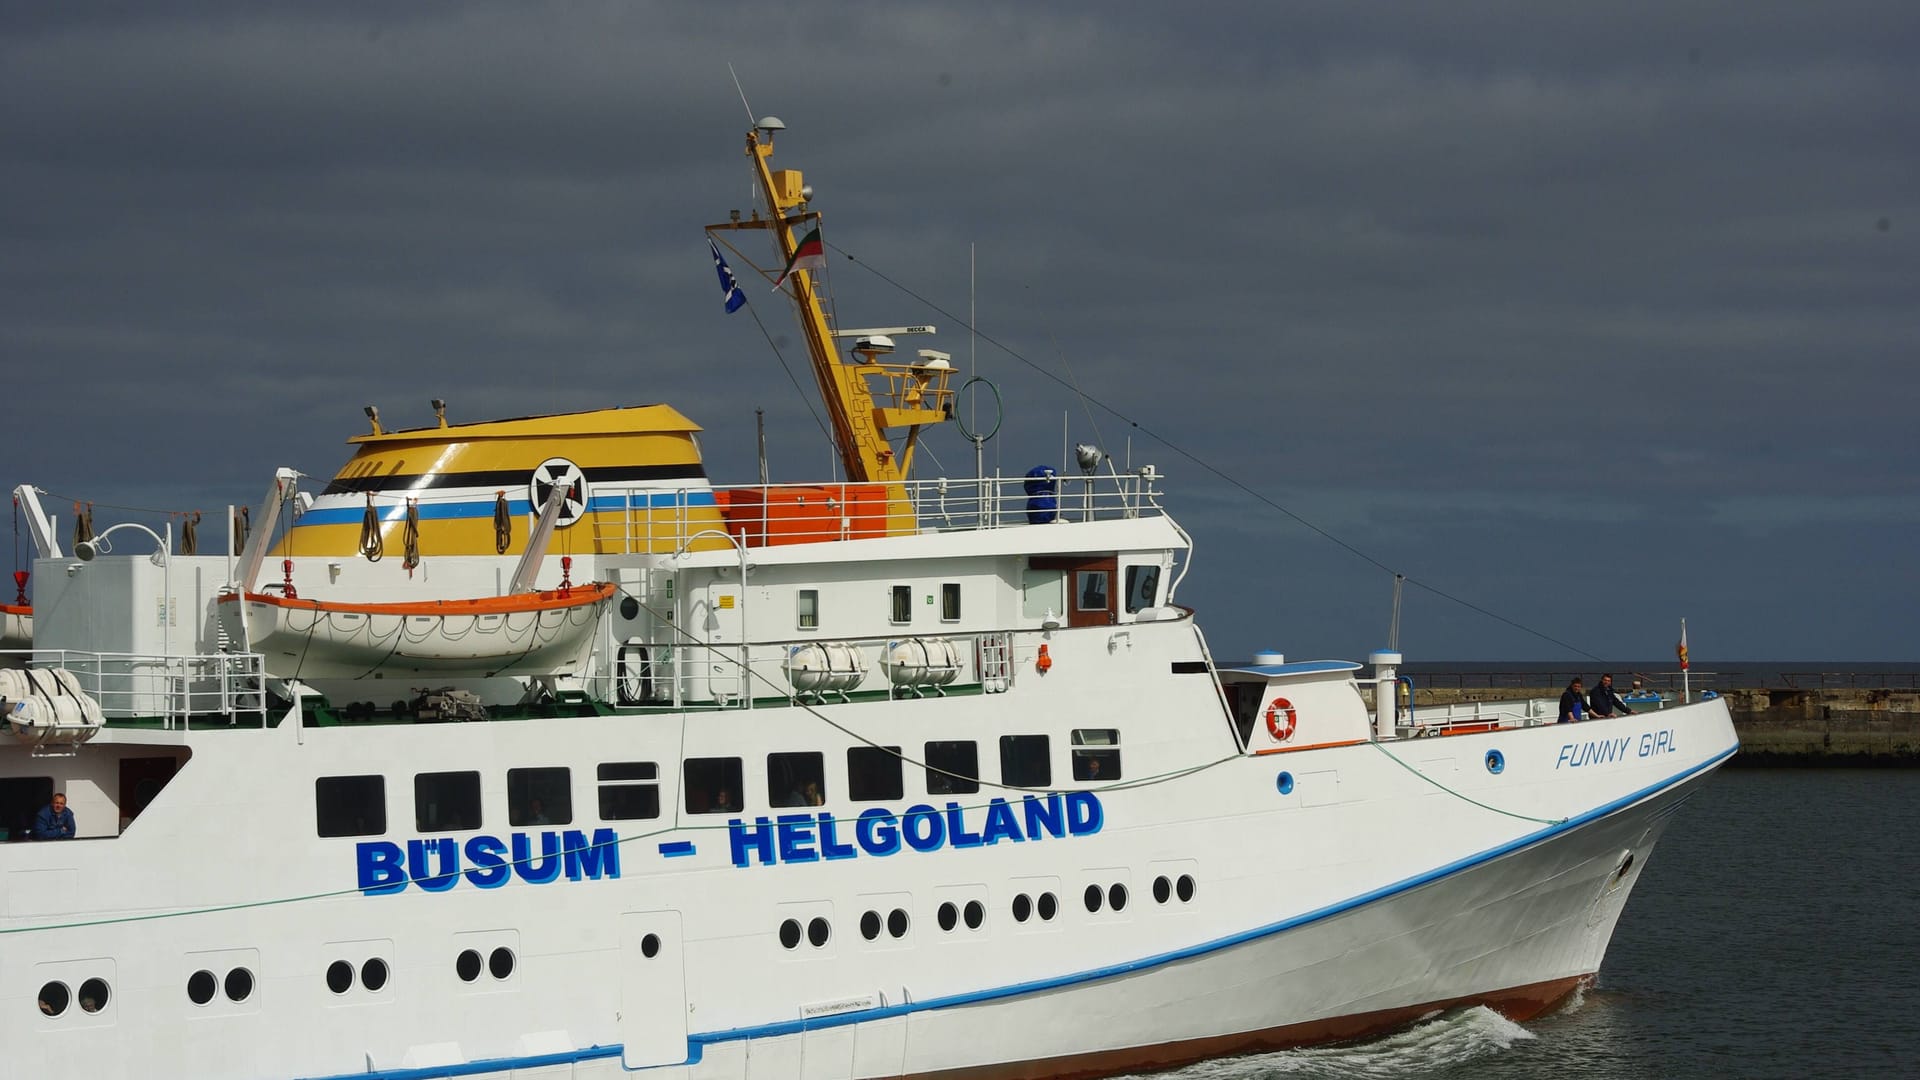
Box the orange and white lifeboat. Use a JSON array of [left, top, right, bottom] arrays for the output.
[[0, 603, 30, 652], [215, 583, 615, 680]]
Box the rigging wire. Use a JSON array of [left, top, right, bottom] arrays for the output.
[[825, 241, 1604, 663]]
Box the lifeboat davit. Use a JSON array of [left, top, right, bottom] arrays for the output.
[[216, 583, 615, 680], [0, 603, 29, 652]]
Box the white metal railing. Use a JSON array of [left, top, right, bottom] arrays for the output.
[[591, 470, 1168, 555], [4, 649, 269, 730], [581, 625, 1059, 710]]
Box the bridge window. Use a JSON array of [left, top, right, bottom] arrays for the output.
[[941, 582, 961, 622], [414, 771, 481, 832], [507, 767, 572, 827], [847, 745, 904, 802], [1020, 570, 1065, 619], [1124, 565, 1161, 613], [797, 589, 819, 629], [1071, 729, 1122, 782], [1000, 734, 1052, 788], [685, 757, 743, 815], [890, 584, 912, 624], [597, 762, 661, 821], [925, 740, 979, 795], [768, 752, 827, 807], [315, 775, 386, 838]]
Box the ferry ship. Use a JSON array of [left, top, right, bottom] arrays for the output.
[[0, 118, 1738, 1080]]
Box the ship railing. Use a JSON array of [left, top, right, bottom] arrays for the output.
[[593, 470, 1168, 554], [1398, 698, 1559, 736], [3, 648, 268, 730], [585, 625, 1066, 710]]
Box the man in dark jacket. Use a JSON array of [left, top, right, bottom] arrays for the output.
[[1558, 678, 1587, 723], [1588, 673, 1635, 718], [30, 792, 75, 840]]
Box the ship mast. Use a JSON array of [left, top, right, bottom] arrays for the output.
[[707, 121, 954, 491]]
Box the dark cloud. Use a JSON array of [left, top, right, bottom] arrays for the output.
[[3, 1, 1915, 660]]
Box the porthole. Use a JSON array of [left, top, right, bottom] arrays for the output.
[[362, 958, 389, 991], [37, 981, 70, 1018], [1153, 876, 1172, 904], [1084, 884, 1103, 913], [78, 978, 110, 1014], [1038, 892, 1058, 921], [1176, 874, 1196, 903], [1012, 894, 1032, 923], [1276, 771, 1295, 795], [326, 960, 354, 995], [807, 917, 831, 948], [224, 967, 254, 1002], [937, 901, 959, 932], [963, 899, 985, 930], [1109, 883, 1129, 911], [456, 948, 483, 982], [1485, 749, 1505, 774], [887, 908, 910, 938], [620, 596, 641, 620], [861, 910, 882, 940], [641, 934, 661, 959], [187, 970, 217, 1005], [488, 947, 515, 980], [779, 919, 803, 949]]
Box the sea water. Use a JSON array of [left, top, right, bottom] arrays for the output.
[[1128, 770, 1920, 1079]]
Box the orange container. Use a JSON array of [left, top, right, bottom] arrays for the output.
[[716, 485, 891, 547]]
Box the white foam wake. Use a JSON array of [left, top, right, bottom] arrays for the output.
[[1128, 1006, 1536, 1080]]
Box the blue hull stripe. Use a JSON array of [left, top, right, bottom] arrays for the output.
[[659, 841, 697, 858], [304, 743, 1737, 1080], [295, 492, 717, 527]]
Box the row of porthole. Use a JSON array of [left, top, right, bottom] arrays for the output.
[[325, 958, 391, 995], [1011, 891, 1060, 923], [859, 908, 911, 941], [187, 967, 254, 1006], [455, 947, 517, 982], [936, 900, 987, 932], [1152, 874, 1198, 905], [779, 917, 832, 949], [38, 977, 111, 1018]]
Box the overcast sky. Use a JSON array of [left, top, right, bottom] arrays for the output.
[[3, 1, 1915, 663]]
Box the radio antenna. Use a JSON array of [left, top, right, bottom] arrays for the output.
[[727, 63, 756, 126]]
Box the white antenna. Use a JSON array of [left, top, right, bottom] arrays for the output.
[[727, 63, 756, 126]]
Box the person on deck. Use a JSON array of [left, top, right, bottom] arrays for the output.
[[1558, 679, 1587, 724], [31, 792, 76, 840], [1588, 673, 1635, 718]]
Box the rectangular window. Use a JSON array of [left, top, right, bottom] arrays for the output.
[[507, 767, 572, 827], [925, 740, 980, 795], [414, 771, 480, 833], [315, 775, 385, 838], [797, 589, 819, 629], [1075, 570, 1111, 613], [768, 751, 827, 807], [940, 582, 962, 622], [847, 745, 904, 802], [1124, 565, 1161, 613], [684, 757, 743, 815], [1072, 728, 1123, 782], [890, 584, 912, 624], [1020, 569, 1065, 619], [597, 761, 661, 821], [1000, 734, 1052, 788]]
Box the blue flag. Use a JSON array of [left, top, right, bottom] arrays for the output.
[[709, 238, 747, 314]]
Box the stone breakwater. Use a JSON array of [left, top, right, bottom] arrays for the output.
[[1379, 687, 1920, 766]]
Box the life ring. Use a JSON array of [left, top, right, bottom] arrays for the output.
[[1264, 696, 1297, 742]]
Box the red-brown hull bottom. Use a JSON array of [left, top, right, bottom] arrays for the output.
[[904, 973, 1591, 1080]]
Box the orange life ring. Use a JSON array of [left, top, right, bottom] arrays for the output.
[[1264, 696, 1297, 742]]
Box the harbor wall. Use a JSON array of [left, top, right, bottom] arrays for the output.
[[1375, 686, 1920, 766]]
